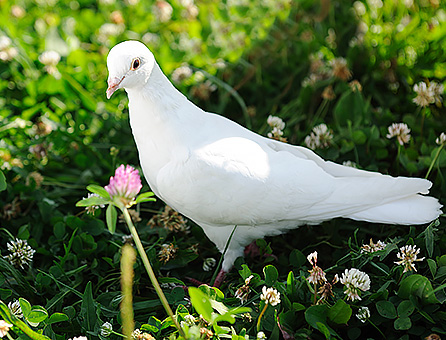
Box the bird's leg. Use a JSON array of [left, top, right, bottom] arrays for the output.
[[213, 269, 227, 288]]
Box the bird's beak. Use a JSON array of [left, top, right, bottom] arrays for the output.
[[106, 76, 125, 99]]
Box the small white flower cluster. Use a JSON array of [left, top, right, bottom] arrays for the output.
[[413, 81, 444, 107], [361, 239, 387, 254], [0, 36, 18, 62], [100, 322, 113, 337], [257, 331, 267, 340], [436, 132, 446, 146], [266, 115, 286, 140], [5, 238, 36, 269], [179, 0, 199, 19], [8, 300, 23, 318], [395, 244, 425, 273], [202, 257, 216, 272], [98, 23, 125, 44], [306, 251, 327, 285], [386, 122, 411, 146], [234, 274, 254, 304], [304, 123, 334, 150], [153, 1, 173, 23], [83, 193, 106, 214], [68, 337, 88, 340], [171, 64, 193, 83], [38, 51, 61, 78], [356, 306, 370, 323], [339, 268, 371, 301], [0, 320, 13, 338], [180, 314, 196, 328], [260, 286, 281, 306]]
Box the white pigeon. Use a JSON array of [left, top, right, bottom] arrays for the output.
[[106, 40, 442, 282]]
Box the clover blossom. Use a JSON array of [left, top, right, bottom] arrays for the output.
[[105, 164, 142, 207], [395, 245, 425, 273], [100, 322, 113, 337], [340, 268, 370, 301], [306, 251, 327, 285], [5, 238, 36, 269], [304, 124, 334, 150], [356, 306, 370, 323], [436, 132, 446, 146], [260, 286, 281, 306], [413, 82, 434, 107], [8, 300, 22, 318], [386, 123, 411, 145], [361, 239, 387, 254]]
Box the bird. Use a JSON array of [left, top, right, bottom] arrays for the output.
[[106, 40, 442, 285]]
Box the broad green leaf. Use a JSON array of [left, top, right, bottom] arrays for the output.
[[394, 316, 412, 330], [376, 300, 397, 319], [0, 170, 6, 191], [327, 300, 352, 324], [189, 287, 213, 323], [87, 184, 110, 199], [19, 298, 32, 318], [106, 204, 118, 234], [292, 303, 305, 312], [0, 301, 50, 340], [305, 305, 328, 328], [239, 264, 252, 281], [76, 195, 109, 207], [48, 313, 69, 324], [397, 274, 439, 304], [263, 265, 278, 286], [397, 300, 415, 318], [27, 306, 48, 326], [427, 259, 437, 278]]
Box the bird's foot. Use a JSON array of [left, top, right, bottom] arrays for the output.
[[212, 269, 227, 288]]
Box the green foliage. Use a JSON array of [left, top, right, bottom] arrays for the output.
[[0, 0, 445, 339]]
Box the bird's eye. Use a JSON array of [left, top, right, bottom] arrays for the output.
[[131, 58, 140, 70]]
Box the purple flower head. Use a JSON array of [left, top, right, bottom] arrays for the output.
[[105, 165, 142, 206]]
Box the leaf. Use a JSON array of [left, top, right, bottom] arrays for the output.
[[19, 298, 32, 318], [239, 264, 252, 281], [376, 300, 397, 319], [188, 287, 213, 323], [419, 220, 439, 258], [316, 322, 331, 339], [0, 169, 6, 191], [305, 305, 328, 329], [327, 300, 352, 324], [397, 300, 415, 318], [106, 204, 118, 234], [76, 195, 109, 207], [0, 301, 51, 340], [27, 306, 48, 326], [80, 282, 97, 332], [87, 184, 110, 199], [135, 192, 156, 204], [48, 312, 69, 324], [427, 259, 437, 278], [394, 316, 412, 330], [263, 265, 278, 286], [397, 274, 439, 304]]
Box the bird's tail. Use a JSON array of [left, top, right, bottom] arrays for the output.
[[348, 194, 442, 225]]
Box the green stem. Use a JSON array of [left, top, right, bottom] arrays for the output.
[[210, 225, 238, 286], [256, 303, 268, 332], [122, 208, 185, 338], [425, 144, 444, 179], [368, 319, 386, 339]]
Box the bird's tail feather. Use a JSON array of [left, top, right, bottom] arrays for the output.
[[347, 195, 442, 225]]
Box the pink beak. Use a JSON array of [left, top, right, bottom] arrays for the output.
[[106, 76, 125, 99]]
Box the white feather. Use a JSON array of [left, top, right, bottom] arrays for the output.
[[107, 41, 442, 271]]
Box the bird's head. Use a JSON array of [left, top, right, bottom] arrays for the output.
[[106, 40, 155, 99]]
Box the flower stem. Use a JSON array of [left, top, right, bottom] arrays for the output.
[[425, 144, 444, 179], [256, 303, 268, 332], [122, 207, 185, 338]]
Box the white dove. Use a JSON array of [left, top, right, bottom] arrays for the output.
[[106, 40, 442, 284]]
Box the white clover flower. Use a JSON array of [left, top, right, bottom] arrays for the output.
[[257, 331, 267, 340], [100, 322, 113, 337], [184, 314, 196, 326], [153, 1, 173, 22], [158, 243, 178, 263], [0, 36, 12, 50], [267, 115, 285, 130], [171, 64, 193, 83], [8, 300, 22, 318], [386, 123, 411, 145], [38, 51, 60, 66], [307, 251, 318, 266], [245, 274, 254, 285], [428, 81, 444, 105], [202, 257, 216, 271], [395, 245, 425, 273], [142, 32, 160, 46], [68, 337, 88, 340], [0, 320, 13, 338], [342, 160, 358, 168], [5, 238, 36, 269], [304, 124, 334, 150], [356, 306, 370, 323], [306, 251, 327, 285], [98, 23, 125, 43], [361, 239, 387, 254], [340, 268, 371, 301], [260, 286, 281, 306], [436, 132, 446, 145], [413, 82, 435, 107]]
